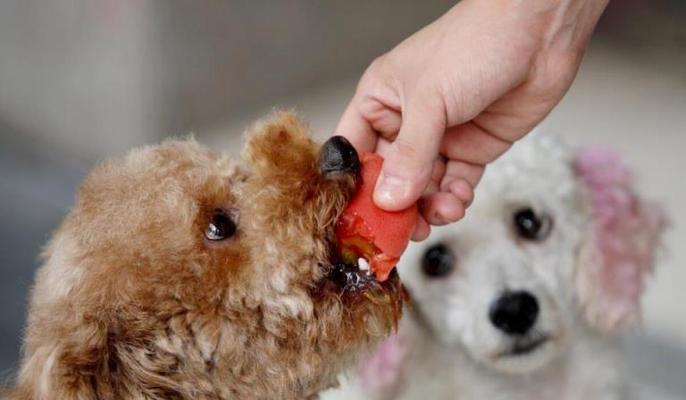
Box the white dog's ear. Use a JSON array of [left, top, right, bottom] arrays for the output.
[[357, 333, 407, 398], [573, 148, 667, 334]]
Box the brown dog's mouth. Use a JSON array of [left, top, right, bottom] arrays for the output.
[[317, 135, 403, 299], [323, 259, 401, 294], [311, 243, 405, 329], [327, 261, 387, 290]]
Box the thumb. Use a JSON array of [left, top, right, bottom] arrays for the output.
[[374, 97, 445, 211]]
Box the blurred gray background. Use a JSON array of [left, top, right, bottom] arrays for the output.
[[1, 0, 685, 396]]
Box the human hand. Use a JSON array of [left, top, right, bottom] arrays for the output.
[[336, 0, 609, 240]]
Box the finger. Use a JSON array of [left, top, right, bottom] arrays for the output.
[[335, 95, 378, 153], [421, 191, 466, 225], [374, 136, 393, 156], [423, 157, 447, 195], [358, 99, 403, 140], [440, 121, 514, 165], [374, 94, 446, 211], [442, 160, 485, 189], [411, 214, 431, 242], [446, 178, 474, 208]]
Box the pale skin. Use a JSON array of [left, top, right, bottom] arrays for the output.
[[336, 0, 610, 240]]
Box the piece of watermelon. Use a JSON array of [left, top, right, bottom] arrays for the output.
[[336, 152, 419, 281]]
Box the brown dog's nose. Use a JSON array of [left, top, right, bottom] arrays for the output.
[[319, 136, 360, 178]]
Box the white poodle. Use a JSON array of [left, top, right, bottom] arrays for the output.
[[325, 134, 666, 400]]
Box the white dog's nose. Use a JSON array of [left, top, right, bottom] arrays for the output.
[[489, 291, 539, 335]]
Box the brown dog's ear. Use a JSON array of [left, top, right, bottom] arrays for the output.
[[242, 110, 318, 182], [574, 148, 668, 334]]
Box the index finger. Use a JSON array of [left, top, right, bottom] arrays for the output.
[[334, 95, 378, 153]]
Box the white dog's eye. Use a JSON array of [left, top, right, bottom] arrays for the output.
[[513, 208, 552, 241], [422, 244, 455, 278], [205, 210, 237, 241]]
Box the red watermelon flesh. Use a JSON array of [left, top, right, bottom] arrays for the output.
[[336, 152, 419, 281]]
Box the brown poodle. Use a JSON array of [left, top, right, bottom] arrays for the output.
[[4, 112, 404, 400]]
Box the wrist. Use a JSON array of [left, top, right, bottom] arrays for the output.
[[456, 0, 609, 51], [545, 0, 610, 51], [509, 0, 610, 51]]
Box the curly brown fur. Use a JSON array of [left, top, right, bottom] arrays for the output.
[[4, 112, 404, 400]]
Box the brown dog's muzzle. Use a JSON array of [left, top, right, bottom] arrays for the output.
[[318, 136, 360, 178], [317, 136, 403, 294]]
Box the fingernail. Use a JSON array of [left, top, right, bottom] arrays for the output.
[[375, 172, 409, 207]]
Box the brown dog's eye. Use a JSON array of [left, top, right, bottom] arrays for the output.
[[513, 208, 552, 241], [205, 210, 237, 241]]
